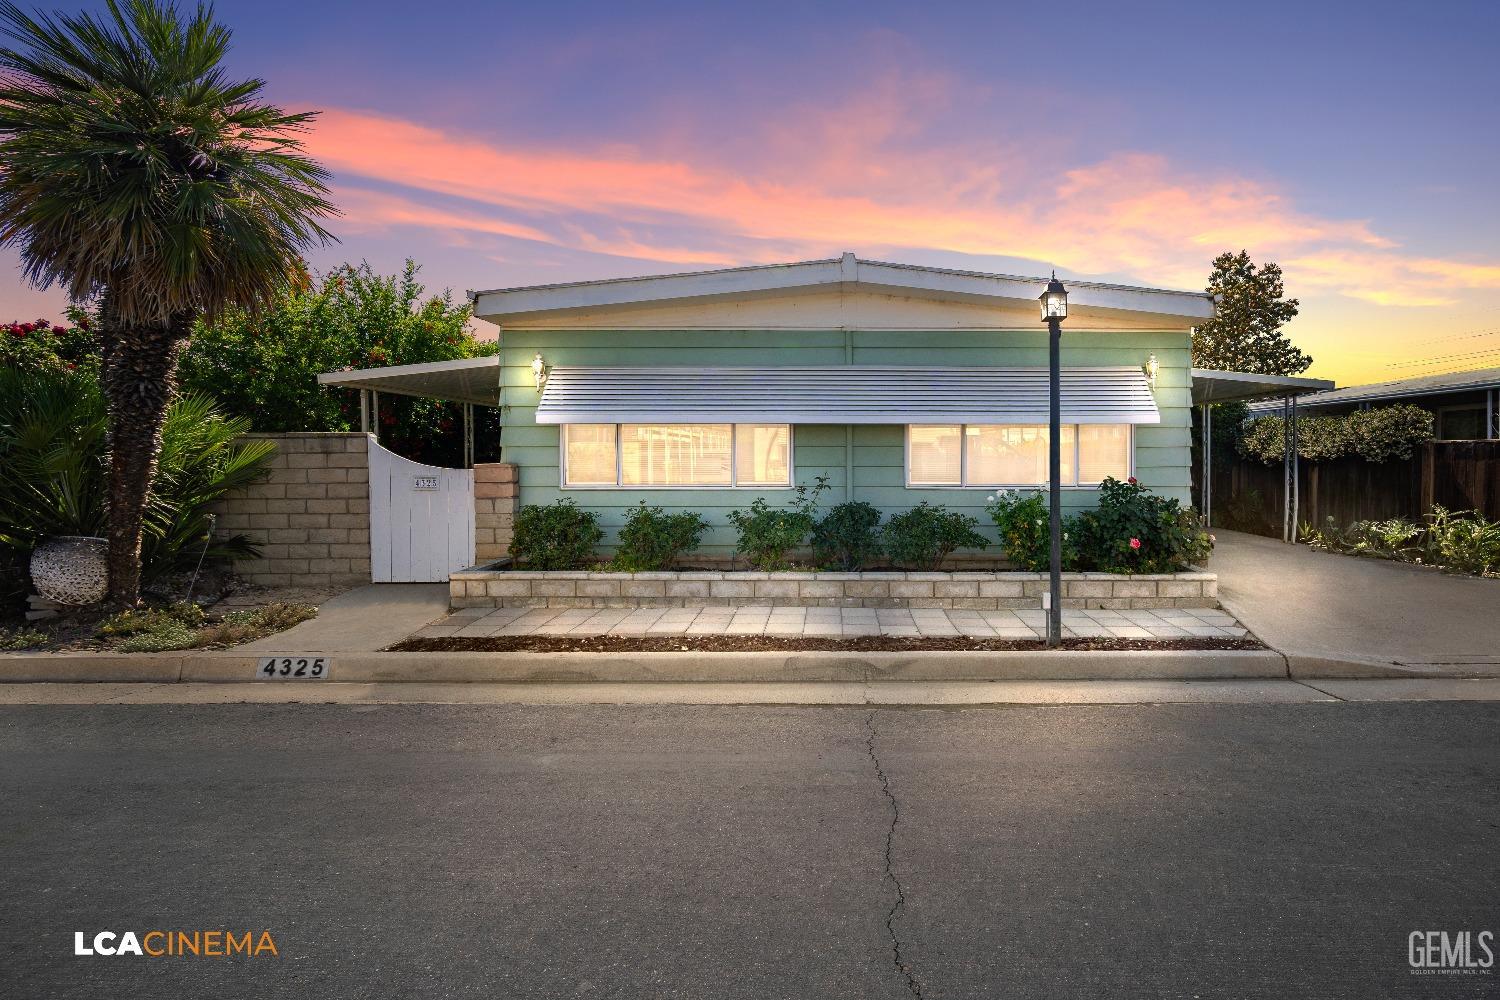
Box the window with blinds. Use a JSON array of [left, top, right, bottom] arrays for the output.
[[907, 424, 1131, 487], [562, 424, 791, 487]]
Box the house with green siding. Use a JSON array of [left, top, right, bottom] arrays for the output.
[[316, 253, 1235, 580], [468, 254, 1211, 559]]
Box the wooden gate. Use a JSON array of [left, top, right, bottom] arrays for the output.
[[367, 438, 474, 582]]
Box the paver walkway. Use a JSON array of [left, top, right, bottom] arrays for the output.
[[415, 605, 1248, 640]]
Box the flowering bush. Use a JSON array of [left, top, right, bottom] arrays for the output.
[[1072, 478, 1213, 573], [984, 490, 1079, 571], [1, 310, 98, 373]]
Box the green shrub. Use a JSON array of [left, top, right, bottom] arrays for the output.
[[510, 498, 603, 570], [0, 366, 272, 589], [1238, 403, 1434, 465], [728, 477, 829, 571], [116, 619, 198, 653], [100, 602, 206, 637], [1346, 405, 1436, 462], [1299, 516, 1423, 562], [613, 502, 709, 571], [881, 503, 988, 571], [0, 626, 47, 651], [1073, 478, 1212, 573], [179, 260, 498, 467], [811, 501, 883, 570], [1425, 507, 1500, 576], [984, 490, 1082, 571]]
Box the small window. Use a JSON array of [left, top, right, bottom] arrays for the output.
[[735, 424, 791, 486], [908, 425, 962, 485], [562, 424, 791, 487], [906, 424, 1130, 487], [563, 424, 616, 485]]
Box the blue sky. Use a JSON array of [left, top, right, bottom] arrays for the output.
[[4, 0, 1499, 382]]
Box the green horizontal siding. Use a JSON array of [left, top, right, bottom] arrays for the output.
[[499, 328, 1193, 556]]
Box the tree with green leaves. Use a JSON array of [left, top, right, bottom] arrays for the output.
[[1192, 250, 1311, 375], [178, 260, 498, 465], [0, 0, 336, 606]]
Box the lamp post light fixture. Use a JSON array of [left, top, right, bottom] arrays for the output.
[[531, 352, 547, 391], [1039, 273, 1068, 648]]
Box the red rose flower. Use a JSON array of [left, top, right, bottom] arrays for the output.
[[1129, 537, 1141, 550], [1127, 476, 1138, 484]]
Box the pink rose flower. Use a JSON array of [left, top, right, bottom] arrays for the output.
[[1129, 537, 1141, 550]]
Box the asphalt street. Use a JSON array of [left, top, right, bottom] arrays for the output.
[[2, 701, 1497, 999]]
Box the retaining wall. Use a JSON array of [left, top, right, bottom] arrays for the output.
[[449, 568, 1217, 610]]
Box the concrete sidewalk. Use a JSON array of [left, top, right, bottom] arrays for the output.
[[1211, 530, 1500, 676], [238, 583, 449, 653]]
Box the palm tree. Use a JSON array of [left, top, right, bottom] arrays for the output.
[[0, 0, 335, 605]]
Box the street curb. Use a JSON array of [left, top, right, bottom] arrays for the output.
[[0, 649, 1290, 684], [1287, 653, 1500, 680]]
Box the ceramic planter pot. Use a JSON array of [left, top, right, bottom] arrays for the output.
[[30, 535, 109, 605]]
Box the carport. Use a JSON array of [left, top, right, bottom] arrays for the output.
[[1191, 370, 1334, 542], [317, 356, 501, 468]]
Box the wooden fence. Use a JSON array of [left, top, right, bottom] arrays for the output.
[[1206, 440, 1500, 538]]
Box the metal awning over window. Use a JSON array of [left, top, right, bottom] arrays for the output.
[[534, 366, 1161, 425]]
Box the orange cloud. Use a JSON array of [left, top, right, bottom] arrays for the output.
[[304, 97, 1498, 308]]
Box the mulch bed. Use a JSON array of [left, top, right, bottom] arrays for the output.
[[388, 635, 1264, 654]]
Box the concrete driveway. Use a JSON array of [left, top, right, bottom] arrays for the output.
[[1210, 530, 1500, 674]]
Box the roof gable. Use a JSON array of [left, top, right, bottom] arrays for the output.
[[473, 253, 1215, 331]]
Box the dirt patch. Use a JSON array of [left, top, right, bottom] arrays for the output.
[[388, 635, 1265, 654]]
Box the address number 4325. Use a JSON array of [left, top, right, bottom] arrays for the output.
[[256, 656, 330, 680]]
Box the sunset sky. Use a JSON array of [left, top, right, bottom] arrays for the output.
[[3, 0, 1498, 385]]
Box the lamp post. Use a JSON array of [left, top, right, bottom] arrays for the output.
[[1039, 273, 1068, 647]]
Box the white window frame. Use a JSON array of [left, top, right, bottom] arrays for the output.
[[560, 423, 794, 489], [903, 423, 1133, 489]]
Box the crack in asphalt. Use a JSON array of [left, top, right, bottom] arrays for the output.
[[866, 709, 924, 999]]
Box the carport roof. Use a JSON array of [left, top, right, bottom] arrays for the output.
[[317, 355, 500, 406], [1191, 369, 1334, 404]]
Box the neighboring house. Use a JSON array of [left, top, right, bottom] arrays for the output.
[[1247, 366, 1500, 441]]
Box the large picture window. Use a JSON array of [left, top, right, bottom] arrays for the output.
[[562, 424, 790, 487], [906, 424, 1131, 487]]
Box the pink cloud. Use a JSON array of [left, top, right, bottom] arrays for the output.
[[302, 91, 1497, 308]]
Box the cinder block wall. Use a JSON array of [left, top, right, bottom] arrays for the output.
[[474, 462, 518, 564], [213, 432, 372, 588]]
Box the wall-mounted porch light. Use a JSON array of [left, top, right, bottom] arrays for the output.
[[1144, 353, 1159, 388], [531, 353, 547, 391]]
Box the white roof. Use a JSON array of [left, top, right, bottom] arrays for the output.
[[1190, 369, 1334, 404], [1253, 364, 1500, 410], [316, 355, 500, 406], [534, 366, 1161, 425], [473, 253, 1215, 329]]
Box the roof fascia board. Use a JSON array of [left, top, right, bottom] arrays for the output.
[[475, 256, 1214, 323]]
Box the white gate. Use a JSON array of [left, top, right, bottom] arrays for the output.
[[368, 437, 474, 582]]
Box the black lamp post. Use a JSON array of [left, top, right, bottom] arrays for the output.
[[1039, 273, 1068, 647]]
